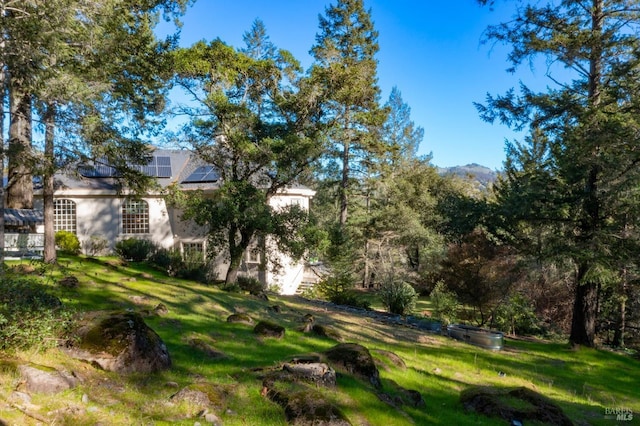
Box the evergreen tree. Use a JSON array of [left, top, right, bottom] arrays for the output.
[[310, 0, 386, 229], [382, 86, 423, 169], [478, 0, 640, 346]]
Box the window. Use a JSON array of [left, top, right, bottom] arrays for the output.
[[246, 241, 261, 264], [182, 242, 204, 261], [54, 199, 77, 233], [122, 199, 149, 234]]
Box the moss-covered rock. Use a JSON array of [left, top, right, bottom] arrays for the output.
[[324, 343, 381, 389], [186, 338, 227, 359], [63, 311, 171, 374], [311, 324, 342, 341], [460, 386, 573, 426], [227, 313, 254, 325], [372, 349, 406, 371], [254, 321, 285, 339], [263, 381, 350, 426]]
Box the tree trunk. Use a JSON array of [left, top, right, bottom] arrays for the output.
[[43, 104, 56, 263], [569, 263, 599, 346], [339, 138, 349, 228], [612, 270, 627, 347], [0, 62, 5, 273], [225, 259, 240, 285], [7, 85, 33, 209], [362, 189, 370, 288], [224, 226, 252, 285]]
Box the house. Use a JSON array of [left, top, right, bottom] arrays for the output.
[[32, 148, 316, 295]]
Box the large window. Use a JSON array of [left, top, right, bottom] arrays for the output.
[[54, 199, 77, 233], [122, 199, 149, 234]]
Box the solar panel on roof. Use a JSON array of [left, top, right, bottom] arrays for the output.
[[156, 156, 172, 177], [182, 165, 219, 183], [79, 155, 172, 178], [79, 163, 117, 178]]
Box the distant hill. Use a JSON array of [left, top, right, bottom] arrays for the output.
[[437, 163, 499, 192]]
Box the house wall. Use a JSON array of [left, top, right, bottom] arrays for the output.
[[36, 194, 175, 252], [37, 185, 314, 294]]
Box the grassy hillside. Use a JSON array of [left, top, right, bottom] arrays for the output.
[[1, 255, 638, 425]]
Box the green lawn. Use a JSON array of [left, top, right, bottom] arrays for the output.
[[1, 255, 638, 425]]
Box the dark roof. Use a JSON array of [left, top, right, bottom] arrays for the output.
[[47, 148, 312, 193], [52, 149, 195, 191], [4, 208, 44, 226]]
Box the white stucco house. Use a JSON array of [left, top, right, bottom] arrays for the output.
[[32, 148, 316, 295]]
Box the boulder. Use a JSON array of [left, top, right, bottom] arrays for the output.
[[170, 387, 211, 408], [226, 313, 254, 325], [263, 385, 350, 426], [372, 349, 406, 370], [460, 386, 573, 426], [311, 324, 342, 341], [377, 379, 425, 409], [170, 383, 229, 411], [154, 303, 169, 316], [254, 321, 285, 339], [18, 364, 78, 394], [324, 343, 381, 389], [63, 311, 171, 374], [282, 362, 337, 388]]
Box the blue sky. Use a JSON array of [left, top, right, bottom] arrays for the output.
[[159, 0, 550, 170]]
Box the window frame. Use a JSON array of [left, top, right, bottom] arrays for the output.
[[54, 199, 77, 234], [121, 199, 150, 235]]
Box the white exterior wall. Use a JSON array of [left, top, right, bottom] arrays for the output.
[[264, 188, 315, 295], [37, 192, 175, 253], [37, 184, 315, 293]]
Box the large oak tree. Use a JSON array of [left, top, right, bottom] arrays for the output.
[[171, 22, 325, 284]]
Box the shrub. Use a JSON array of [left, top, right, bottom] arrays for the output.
[[379, 278, 418, 316], [175, 251, 209, 282], [115, 238, 156, 262], [0, 277, 74, 351], [492, 293, 541, 336], [332, 291, 371, 310], [237, 276, 264, 295], [147, 247, 210, 282], [317, 273, 370, 310], [316, 273, 351, 301], [429, 281, 460, 325], [148, 247, 183, 272], [84, 235, 109, 256], [55, 230, 81, 254]]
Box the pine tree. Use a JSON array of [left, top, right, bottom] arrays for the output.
[[310, 0, 386, 229]]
